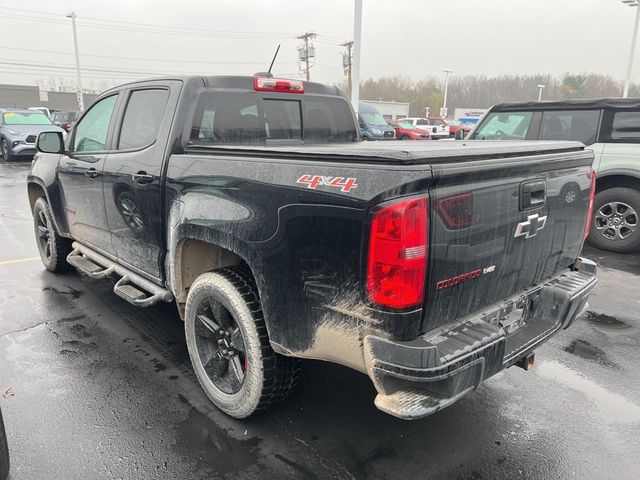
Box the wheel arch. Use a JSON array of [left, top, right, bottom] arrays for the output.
[[595, 171, 640, 193], [27, 180, 48, 211]]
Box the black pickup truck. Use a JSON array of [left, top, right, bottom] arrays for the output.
[[27, 75, 597, 420]]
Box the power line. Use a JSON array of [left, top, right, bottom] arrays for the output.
[[0, 8, 296, 39], [0, 46, 298, 66], [0, 59, 196, 77], [0, 6, 298, 36]]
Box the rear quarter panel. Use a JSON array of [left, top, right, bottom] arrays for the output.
[[597, 142, 640, 175], [165, 153, 432, 371]]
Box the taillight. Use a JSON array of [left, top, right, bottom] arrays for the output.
[[437, 192, 473, 229], [367, 197, 428, 309], [584, 168, 596, 239], [253, 77, 304, 94]]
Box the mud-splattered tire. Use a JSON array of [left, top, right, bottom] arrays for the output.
[[185, 266, 300, 418], [33, 197, 73, 272], [0, 406, 9, 480]]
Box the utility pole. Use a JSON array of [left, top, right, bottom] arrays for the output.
[[297, 32, 317, 81], [342, 41, 353, 100], [441, 69, 452, 117], [351, 0, 363, 112], [537, 84, 546, 101], [622, 0, 640, 97], [66, 11, 84, 111]]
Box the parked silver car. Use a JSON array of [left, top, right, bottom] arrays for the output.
[[0, 108, 65, 161]]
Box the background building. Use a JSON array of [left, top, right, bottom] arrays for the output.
[[0, 84, 99, 110]]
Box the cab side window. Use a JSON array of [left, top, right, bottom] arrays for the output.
[[610, 111, 640, 141], [118, 89, 169, 149], [73, 95, 118, 152], [539, 110, 600, 145]]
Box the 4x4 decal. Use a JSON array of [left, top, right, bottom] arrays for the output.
[[296, 175, 358, 193]]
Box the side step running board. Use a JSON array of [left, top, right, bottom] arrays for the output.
[[67, 241, 173, 307]]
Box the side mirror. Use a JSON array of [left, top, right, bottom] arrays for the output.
[[36, 131, 65, 154]]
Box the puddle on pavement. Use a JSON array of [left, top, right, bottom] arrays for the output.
[[582, 311, 640, 347], [174, 407, 260, 474], [537, 361, 640, 424], [564, 339, 619, 369]]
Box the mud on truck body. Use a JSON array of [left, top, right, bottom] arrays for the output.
[[27, 75, 597, 419]]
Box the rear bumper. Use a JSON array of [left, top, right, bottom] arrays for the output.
[[364, 257, 597, 420]]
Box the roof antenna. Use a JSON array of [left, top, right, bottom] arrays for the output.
[[254, 44, 280, 78]]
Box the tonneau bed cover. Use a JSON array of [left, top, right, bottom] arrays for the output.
[[185, 140, 585, 165]]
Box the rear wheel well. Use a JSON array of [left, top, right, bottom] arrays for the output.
[[596, 174, 640, 193], [175, 239, 244, 305], [27, 182, 46, 211]]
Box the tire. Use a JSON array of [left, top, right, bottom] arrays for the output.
[[0, 139, 15, 162], [0, 407, 9, 480], [185, 266, 300, 418], [400, 135, 410, 140], [587, 187, 640, 253], [33, 197, 73, 272]]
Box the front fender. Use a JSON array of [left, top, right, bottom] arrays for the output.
[[27, 153, 69, 236]]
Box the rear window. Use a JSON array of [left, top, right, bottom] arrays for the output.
[[539, 110, 600, 145], [52, 111, 78, 123], [610, 111, 640, 141], [416, 119, 430, 126], [472, 112, 533, 140], [190, 91, 357, 145], [263, 99, 302, 141], [303, 98, 358, 143]]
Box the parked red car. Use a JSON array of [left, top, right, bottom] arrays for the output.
[[387, 120, 432, 140], [446, 119, 473, 139]]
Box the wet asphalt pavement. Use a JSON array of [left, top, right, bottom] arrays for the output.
[[0, 160, 639, 480]]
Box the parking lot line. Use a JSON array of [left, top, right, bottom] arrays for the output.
[[0, 256, 40, 266]]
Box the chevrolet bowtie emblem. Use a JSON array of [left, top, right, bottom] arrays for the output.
[[514, 213, 547, 239]]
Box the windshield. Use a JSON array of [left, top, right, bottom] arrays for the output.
[[3, 112, 52, 125], [398, 121, 415, 129], [471, 112, 533, 140], [360, 112, 388, 126], [447, 120, 460, 126]]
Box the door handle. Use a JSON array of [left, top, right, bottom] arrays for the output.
[[520, 180, 546, 210], [85, 168, 100, 179], [131, 171, 154, 185]]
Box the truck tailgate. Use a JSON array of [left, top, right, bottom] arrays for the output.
[[422, 147, 594, 332]]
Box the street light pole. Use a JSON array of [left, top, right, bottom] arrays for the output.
[[66, 11, 84, 111], [351, 0, 363, 113], [537, 84, 546, 101], [622, 0, 640, 97], [442, 69, 452, 116]]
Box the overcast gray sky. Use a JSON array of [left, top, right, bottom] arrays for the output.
[[0, 0, 638, 90]]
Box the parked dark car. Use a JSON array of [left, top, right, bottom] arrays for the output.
[[358, 102, 396, 140], [50, 110, 80, 133], [0, 406, 9, 480], [28, 75, 596, 421], [468, 98, 640, 253]]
